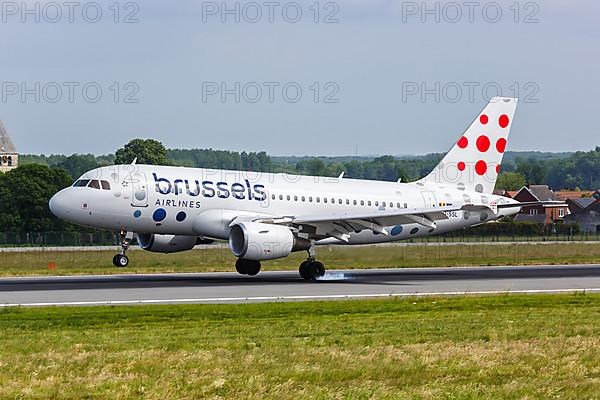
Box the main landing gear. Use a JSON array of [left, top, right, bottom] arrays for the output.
[[235, 258, 261, 276], [234, 242, 326, 281], [113, 230, 132, 268], [299, 242, 325, 281], [299, 259, 325, 281]]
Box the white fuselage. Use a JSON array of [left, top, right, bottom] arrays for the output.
[[50, 164, 520, 245]]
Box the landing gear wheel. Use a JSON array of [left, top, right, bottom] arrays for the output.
[[113, 254, 129, 268], [113, 230, 132, 268], [299, 261, 310, 280], [235, 259, 262, 276], [300, 260, 325, 281]]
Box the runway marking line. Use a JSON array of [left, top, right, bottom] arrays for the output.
[[3, 288, 600, 307]]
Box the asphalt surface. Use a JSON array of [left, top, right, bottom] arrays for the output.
[[2, 264, 600, 306]]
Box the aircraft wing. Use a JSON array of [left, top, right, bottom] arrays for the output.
[[495, 200, 566, 209], [256, 206, 462, 242], [244, 200, 564, 242]]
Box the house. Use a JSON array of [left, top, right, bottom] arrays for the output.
[[564, 191, 600, 233], [0, 121, 18, 173], [555, 191, 595, 201], [509, 185, 569, 224]]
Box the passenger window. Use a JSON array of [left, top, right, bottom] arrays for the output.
[[382, 202, 386, 207], [302, 196, 306, 202], [309, 196, 313, 202], [279, 195, 283, 200], [88, 180, 101, 189], [346, 199, 350, 205], [338, 199, 342, 204], [360, 200, 364, 206], [287, 195, 291, 201], [353, 200, 357, 206], [323, 198, 327, 204], [368, 201, 372, 206], [294, 195, 298, 201], [271, 194, 276, 200], [375, 201, 379, 207], [316, 197, 321, 203], [101, 180, 111, 190], [73, 180, 90, 187], [397, 203, 401, 208]]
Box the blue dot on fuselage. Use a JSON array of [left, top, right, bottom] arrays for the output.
[[176, 211, 187, 222], [152, 208, 167, 222], [133, 210, 142, 218], [391, 225, 403, 236]]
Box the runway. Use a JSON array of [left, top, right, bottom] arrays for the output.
[[2, 264, 600, 307]]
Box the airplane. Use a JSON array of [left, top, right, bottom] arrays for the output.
[[50, 97, 537, 280]]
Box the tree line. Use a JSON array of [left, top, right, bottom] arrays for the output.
[[21, 140, 600, 191], [2, 139, 599, 235]]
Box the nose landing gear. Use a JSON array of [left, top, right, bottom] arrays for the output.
[[113, 230, 132, 268], [113, 254, 129, 267]]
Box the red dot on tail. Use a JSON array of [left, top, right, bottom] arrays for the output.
[[476, 135, 490, 152], [496, 138, 507, 153], [457, 136, 468, 149], [480, 114, 488, 125], [496, 165, 501, 174], [475, 160, 487, 176], [499, 114, 510, 128], [458, 161, 466, 171]]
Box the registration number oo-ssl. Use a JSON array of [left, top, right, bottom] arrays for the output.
[[444, 211, 459, 218]]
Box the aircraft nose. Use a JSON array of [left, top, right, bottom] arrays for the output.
[[49, 189, 71, 219]]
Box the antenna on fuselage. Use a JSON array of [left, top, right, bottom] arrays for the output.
[[131, 157, 137, 165], [338, 172, 345, 179]]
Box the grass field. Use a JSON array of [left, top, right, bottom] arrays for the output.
[[1, 242, 600, 277], [1, 294, 599, 399]]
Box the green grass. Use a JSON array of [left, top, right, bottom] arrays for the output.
[[1, 294, 600, 398], [2, 242, 600, 276]]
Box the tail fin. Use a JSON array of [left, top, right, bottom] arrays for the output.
[[421, 97, 518, 194]]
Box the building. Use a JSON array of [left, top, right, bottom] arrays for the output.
[[555, 190, 595, 201], [0, 120, 18, 173], [509, 185, 569, 224], [564, 191, 600, 233]]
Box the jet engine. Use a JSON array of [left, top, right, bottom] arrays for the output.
[[229, 222, 310, 261], [137, 233, 199, 253]]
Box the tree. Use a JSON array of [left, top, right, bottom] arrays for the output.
[[114, 139, 168, 165], [515, 157, 547, 185], [495, 172, 527, 191], [0, 164, 74, 232], [56, 154, 100, 179]]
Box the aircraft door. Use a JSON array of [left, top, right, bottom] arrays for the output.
[[130, 172, 149, 207], [421, 191, 438, 208]]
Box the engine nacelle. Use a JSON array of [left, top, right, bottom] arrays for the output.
[[229, 222, 310, 261], [137, 234, 198, 253]]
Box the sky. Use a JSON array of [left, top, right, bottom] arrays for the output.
[[1, 0, 599, 156]]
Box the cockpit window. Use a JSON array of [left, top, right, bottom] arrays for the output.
[[73, 180, 90, 187], [88, 180, 101, 189], [101, 180, 111, 190]]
